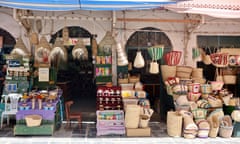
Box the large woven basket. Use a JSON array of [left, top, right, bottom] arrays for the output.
[[223, 75, 236, 84], [167, 111, 183, 137], [161, 65, 176, 81], [25, 114, 42, 127], [176, 66, 193, 73], [192, 68, 203, 78]]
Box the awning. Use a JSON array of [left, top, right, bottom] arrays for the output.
[[165, 0, 240, 19], [0, 0, 181, 11]]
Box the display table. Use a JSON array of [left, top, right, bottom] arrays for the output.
[[96, 110, 125, 136], [14, 92, 63, 136]]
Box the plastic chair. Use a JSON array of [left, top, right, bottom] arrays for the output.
[[1, 93, 22, 128], [65, 100, 81, 128]]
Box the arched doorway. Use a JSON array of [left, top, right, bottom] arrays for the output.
[[126, 27, 174, 121], [0, 28, 16, 62], [50, 26, 96, 119]]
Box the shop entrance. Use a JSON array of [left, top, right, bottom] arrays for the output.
[[50, 26, 96, 121]]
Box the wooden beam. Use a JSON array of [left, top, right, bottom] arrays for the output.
[[117, 18, 200, 23]]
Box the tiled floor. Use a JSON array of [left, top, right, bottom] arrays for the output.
[[1, 120, 240, 144]]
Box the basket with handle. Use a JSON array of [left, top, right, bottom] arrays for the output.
[[210, 52, 229, 68], [25, 114, 42, 127], [164, 51, 182, 66], [161, 65, 176, 81]]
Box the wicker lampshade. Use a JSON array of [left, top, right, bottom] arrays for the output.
[[35, 36, 51, 63], [50, 38, 67, 62], [98, 31, 115, 55], [72, 39, 88, 60], [11, 37, 30, 56]]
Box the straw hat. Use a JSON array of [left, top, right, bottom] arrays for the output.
[[11, 37, 30, 56]]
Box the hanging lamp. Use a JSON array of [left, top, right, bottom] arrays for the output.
[[35, 36, 51, 63], [50, 38, 67, 61], [99, 31, 115, 55], [72, 39, 88, 60], [11, 37, 30, 56]]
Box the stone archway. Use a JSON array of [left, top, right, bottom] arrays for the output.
[[50, 26, 96, 114], [125, 27, 174, 121], [126, 27, 173, 82]]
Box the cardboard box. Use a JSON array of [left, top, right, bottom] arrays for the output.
[[126, 127, 151, 137]]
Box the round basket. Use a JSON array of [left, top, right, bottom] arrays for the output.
[[188, 83, 200, 93], [192, 68, 203, 78], [192, 77, 206, 84], [161, 65, 176, 81], [25, 114, 42, 127], [211, 81, 224, 91], [187, 92, 201, 102], [176, 71, 191, 79], [200, 84, 212, 94], [176, 66, 192, 73], [219, 126, 233, 138], [223, 75, 236, 84]]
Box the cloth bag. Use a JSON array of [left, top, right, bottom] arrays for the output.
[[149, 61, 159, 74], [125, 105, 141, 128], [167, 111, 183, 137], [134, 51, 145, 68]]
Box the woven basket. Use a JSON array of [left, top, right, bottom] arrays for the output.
[[176, 66, 193, 73], [219, 126, 233, 138], [197, 120, 210, 138], [192, 68, 203, 78], [223, 75, 236, 84], [200, 84, 212, 94], [211, 81, 224, 91], [118, 78, 129, 84], [139, 115, 150, 128], [167, 111, 183, 137], [129, 76, 140, 83], [192, 109, 207, 122], [192, 77, 206, 84], [30, 32, 39, 45], [208, 96, 223, 108], [187, 92, 201, 102], [161, 65, 176, 81], [25, 114, 42, 127], [125, 105, 141, 128], [176, 71, 191, 79], [188, 83, 200, 93]]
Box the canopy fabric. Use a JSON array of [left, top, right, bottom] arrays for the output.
[[164, 0, 240, 19], [0, 0, 180, 11]]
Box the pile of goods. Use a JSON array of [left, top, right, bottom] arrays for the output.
[[164, 67, 240, 138]]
